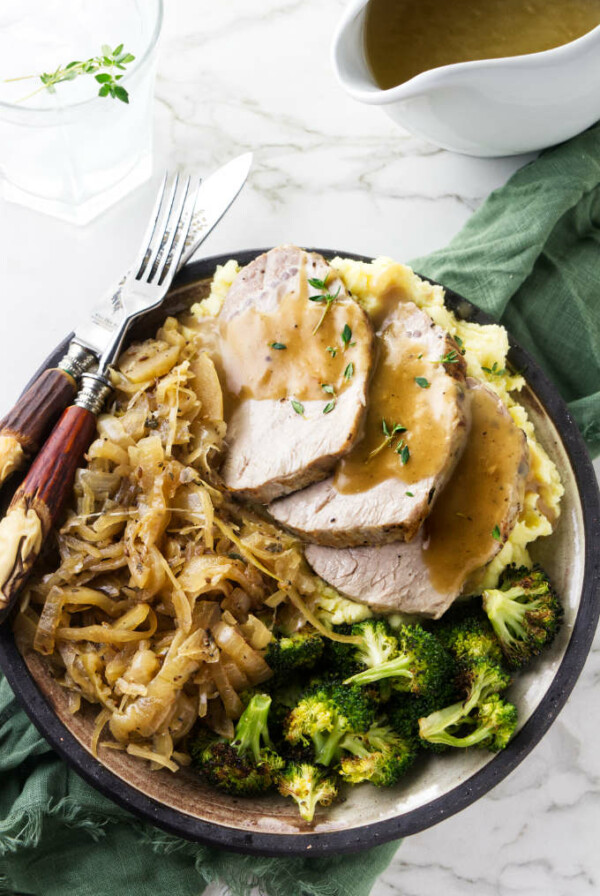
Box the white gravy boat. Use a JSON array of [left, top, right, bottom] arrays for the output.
[[332, 0, 600, 156]]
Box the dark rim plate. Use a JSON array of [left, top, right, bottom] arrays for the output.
[[1, 248, 599, 857]]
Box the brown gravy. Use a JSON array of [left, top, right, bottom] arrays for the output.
[[422, 383, 527, 594], [334, 321, 452, 492], [193, 288, 372, 421], [365, 0, 600, 90]]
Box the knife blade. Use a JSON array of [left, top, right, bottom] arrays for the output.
[[73, 152, 252, 357]]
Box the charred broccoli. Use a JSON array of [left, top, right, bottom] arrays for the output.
[[265, 630, 325, 678], [192, 693, 283, 795], [345, 624, 456, 704], [277, 762, 338, 822], [419, 657, 516, 752], [339, 722, 417, 786], [482, 565, 563, 667], [434, 604, 504, 666], [284, 680, 375, 766]]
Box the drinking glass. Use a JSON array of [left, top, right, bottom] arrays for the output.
[[0, 0, 163, 224]]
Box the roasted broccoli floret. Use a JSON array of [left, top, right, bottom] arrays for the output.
[[418, 657, 514, 752], [345, 624, 456, 704], [339, 722, 417, 786], [193, 693, 283, 795], [419, 693, 517, 751], [388, 693, 450, 753], [284, 680, 375, 766], [482, 565, 563, 667], [434, 604, 504, 666], [277, 762, 338, 822], [327, 619, 398, 678], [265, 630, 325, 678]]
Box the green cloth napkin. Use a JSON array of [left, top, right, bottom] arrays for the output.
[[412, 122, 600, 458], [2, 122, 600, 896]]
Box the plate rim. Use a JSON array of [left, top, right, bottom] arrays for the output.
[[1, 246, 599, 857]]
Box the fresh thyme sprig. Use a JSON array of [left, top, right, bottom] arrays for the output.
[[368, 419, 407, 460], [308, 276, 341, 334], [6, 44, 135, 104], [438, 349, 459, 364]]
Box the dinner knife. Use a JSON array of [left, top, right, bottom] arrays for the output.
[[0, 152, 252, 488]]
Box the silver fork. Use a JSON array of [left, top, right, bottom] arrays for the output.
[[83, 172, 200, 411], [0, 173, 200, 617]]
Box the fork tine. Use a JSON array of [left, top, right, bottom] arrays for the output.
[[165, 177, 201, 283], [149, 175, 191, 286], [132, 172, 169, 278], [137, 173, 180, 281], [153, 177, 200, 288]]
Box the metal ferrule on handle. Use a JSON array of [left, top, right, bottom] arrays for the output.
[[58, 341, 96, 381]]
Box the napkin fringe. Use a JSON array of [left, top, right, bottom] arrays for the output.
[[0, 799, 351, 896], [137, 826, 349, 896], [0, 797, 117, 856]]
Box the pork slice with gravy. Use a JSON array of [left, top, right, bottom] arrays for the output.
[[217, 246, 375, 503], [305, 379, 529, 618], [270, 301, 469, 546]]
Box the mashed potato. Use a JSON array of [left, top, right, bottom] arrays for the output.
[[193, 252, 563, 595]]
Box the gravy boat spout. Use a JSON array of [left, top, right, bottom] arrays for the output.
[[332, 0, 600, 156]]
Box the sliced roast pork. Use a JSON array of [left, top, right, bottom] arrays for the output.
[[270, 301, 469, 546], [305, 379, 529, 618], [218, 247, 375, 503]]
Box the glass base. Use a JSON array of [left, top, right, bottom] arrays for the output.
[[0, 151, 152, 225]]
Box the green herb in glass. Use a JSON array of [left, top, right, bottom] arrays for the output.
[[7, 44, 136, 104]]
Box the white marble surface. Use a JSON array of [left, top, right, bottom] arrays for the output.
[[0, 1, 599, 894]]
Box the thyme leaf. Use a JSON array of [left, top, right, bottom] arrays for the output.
[[291, 399, 305, 416], [482, 362, 507, 376], [415, 376, 430, 389], [397, 443, 410, 465]]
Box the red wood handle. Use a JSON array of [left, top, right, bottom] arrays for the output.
[[12, 404, 97, 527], [0, 405, 97, 616], [0, 368, 77, 487]]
